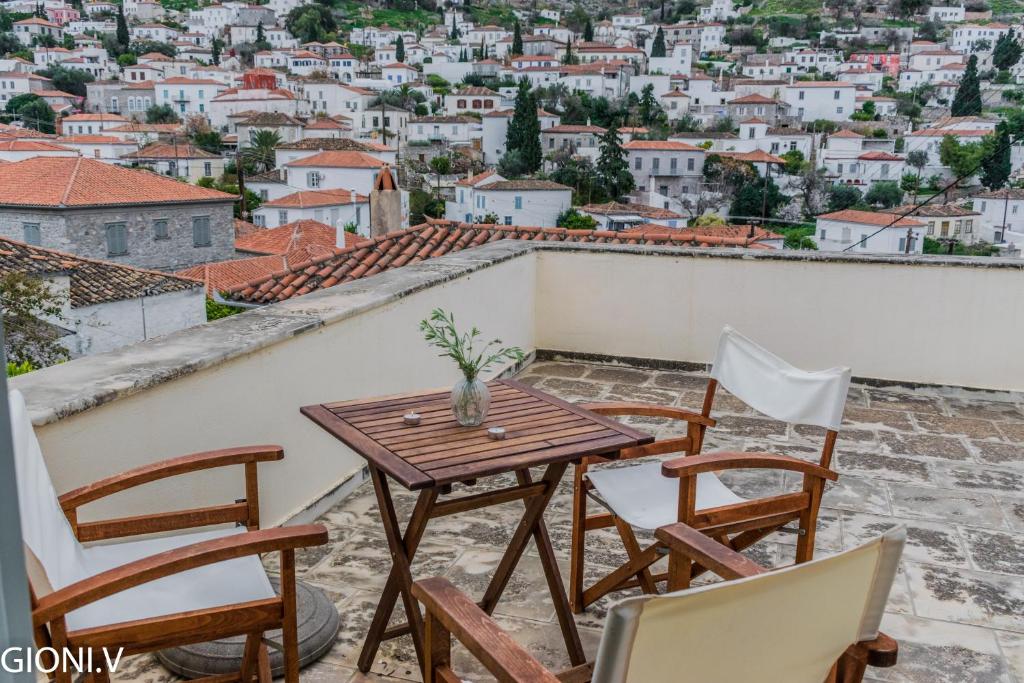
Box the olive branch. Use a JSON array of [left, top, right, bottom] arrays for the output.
[[420, 308, 525, 381]]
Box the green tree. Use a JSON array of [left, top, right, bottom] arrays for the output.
[[4, 92, 40, 114], [244, 129, 282, 172], [730, 174, 787, 219], [449, 12, 460, 40], [0, 32, 21, 55], [117, 52, 137, 67], [285, 4, 336, 44], [429, 154, 450, 195], [638, 83, 662, 126], [583, 18, 593, 41], [1, 272, 69, 368], [979, 122, 1011, 190], [651, 26, 666, 58], [850, 100, 876, 121], [395, 35, 405, 62], [12, 97, 54, 133], [116, 2, 129, 50], [562, 38, 578, 65], [939, 134, 984, 185], [951, 54, 981, 117], [192, 130, 222, 153], [864, 181, 903, 208], [61, 32, 75, 49], [256, 20, 265, 44], [899, 173, 920, 195], [557, 208, 598, 229], [497, 149, 530, 179], [506, 79, 541, 172], [780, 149, 806, 175], [38, 65, 93, 97], [211, 37, 222, 65], [993, 29, 1022, 71], [511, 18, 522, 55], [146, 103, 180, 123], [826, 184, 863, 211], [596, 124, 634, 200]]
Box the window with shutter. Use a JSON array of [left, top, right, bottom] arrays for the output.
[[153, 219, 169, 240], [192, 216, 211, 247], [106, 223, 127, 256], [23, 223, 41, 246]]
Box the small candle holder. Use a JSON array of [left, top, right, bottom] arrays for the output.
[[403, 412, 421, 426], [487, 427, 506, 441]]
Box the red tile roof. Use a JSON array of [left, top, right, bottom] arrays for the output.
[[235, 219, 366, 255], [817, 209, 924, 227], [228, 220, 780, 304], [285, 150, 387, 168], [177, 248, 333, 295], [624, 139, 704, 151], [263, 189, 368, 208], [0, 157, 235, 208]]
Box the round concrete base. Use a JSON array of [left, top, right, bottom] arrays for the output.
[[155, 578, 339, 679]]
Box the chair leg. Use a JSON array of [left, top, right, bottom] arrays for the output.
[[796, 482, 824, 564], [569, 462, 587, 614], [239, 632, 261, 682], [257, 643, 272, 683], [612, 516, 657, 595], [424, 609, 452, 683], [280, 549, 301, 683]]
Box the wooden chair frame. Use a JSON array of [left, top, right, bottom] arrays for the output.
[[413, 521, 897, 683], [28, 445, 329, 683], [570, 379, 840, 612]]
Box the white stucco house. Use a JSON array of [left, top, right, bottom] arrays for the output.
[[446, 172, 572, 227], [815, 209, 925, 254]]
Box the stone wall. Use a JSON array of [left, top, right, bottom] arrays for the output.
[[0, 202, 236, 271]]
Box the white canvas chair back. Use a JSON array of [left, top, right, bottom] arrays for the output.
[[710, 326, 851, 431], [9, 390, 88, 592], [591, 526, 905, 683]]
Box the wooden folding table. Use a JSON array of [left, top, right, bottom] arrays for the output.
[[301, 378, 653, 674]]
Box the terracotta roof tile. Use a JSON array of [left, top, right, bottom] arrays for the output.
[[817, 209, 924, 227], [0, 236, 200, 307], [262, 189, 368, 208], [285, 151, 387, 168], [624, 139, 704, 151], [0, 157, 234, 208], [227, 220, 778, 304], [234, 219, 366, 255]]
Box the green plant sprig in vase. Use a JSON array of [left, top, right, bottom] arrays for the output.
[[420, 308, 525, 426]]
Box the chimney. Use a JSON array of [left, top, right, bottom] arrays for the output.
[[369, 164, 400, 238]]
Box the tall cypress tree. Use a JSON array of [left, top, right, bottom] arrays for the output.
[[583, 18, 593, 41], [507, 79, 542, 172], [395, 35, 405, 62], [512, 19, 523, 55], [562, 38, 578, 64], [597, 124, 634, 200], [211, 37, 221, 65], [256, 20, 265, 44], [651, 26, 666, 57], [951, 54, 981, 116], [980, 122, 1011, 190], [116, 2, 129, 52], [993, 29, 1022, 71]]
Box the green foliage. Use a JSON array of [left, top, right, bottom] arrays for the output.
[[827, 184, 864, 211], [864, 181, 903, 208], [146, 104, 180, 124], [850, 100, 876, 122], [419, 308, 525, 381], [596, 125, 634, 201], [192, 130, 223, 154], [205, 298, 243, 321], [0, 32, 21, 55], [562, 39, 578, 65], [638, 84, 664, 126], [244, 129, 282, 173], [506, 80, 541, 173], [409, 188, 445, 223], [511, 19, 522, 55], [395, 34, 405, 62], [549, 155, 608, 205], [906, 150, 928, 170], [131, 40, 176, 57], [556, 208, 598, 230], [37, 65, 94, 98], [10, 97, 55, 134], [211, 37, 222, 65], [979, 122, 1011, 190], [116, 2, 129, 50], [497, 149, 529, 179], [939, 134, 985, 183], [286, 4, 336, 44], [117, 52, 137, 67], [993, 29, 1022, 71], [1, 272, 69, 368], [6, 360, 35, 377], [651, 27, 667, 57], [923, 236, 999, 256], [583, 18, 593, 41], [780, 149, 806, 175], [730, 174, 788, 219], [951, 55, 982, 117], [900, 173, 920, 194], [778, 225, 817, 250]]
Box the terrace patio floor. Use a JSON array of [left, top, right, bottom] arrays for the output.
[[115, 359, 1024, 683]]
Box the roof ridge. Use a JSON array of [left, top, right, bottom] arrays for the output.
[[60, 156, 83, 208]]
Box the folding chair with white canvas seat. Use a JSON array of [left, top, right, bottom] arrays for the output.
[[414, 524, 905, 683], [9, 390, 328, 683], [569, 326, 852, 612]]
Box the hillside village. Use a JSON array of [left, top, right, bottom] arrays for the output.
[[2, 0, 1024, 363]]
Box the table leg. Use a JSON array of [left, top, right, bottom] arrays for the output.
[[480, 462, 586, 666], [358, 468, 438, 673], [517, 468, 587, 666]]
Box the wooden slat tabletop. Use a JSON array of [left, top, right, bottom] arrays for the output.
[[301, 379, 653, 490]]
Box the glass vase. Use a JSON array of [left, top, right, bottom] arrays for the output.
[[451, 377, 490, 426]]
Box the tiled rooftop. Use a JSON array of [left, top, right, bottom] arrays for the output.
[[111, 359, 1024, 682]]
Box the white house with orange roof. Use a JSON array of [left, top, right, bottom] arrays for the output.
[[815, 209, 925, 254], [904, 127, 993, 175], [381, 63, 419, 86], [55, 134, 136, 162], [282, 150, 388, 196], [0, 71, 52, 108], [482, 108, 558, 165], [951, 23, 1010, 52], [328, 54, 359, 82], [0, 139, 77, 163], [208, 85, 300, 129], [541, 123, 608, 166], [783, 80, 857, 121], [624, 139, 706, 198], [130, 22, 179, 43], [659, 89, 691, 120], [820, 129, 905, 187], [13, 17, 63, 45], [252, 189, 370, 234], [60, 112, 129, 135]]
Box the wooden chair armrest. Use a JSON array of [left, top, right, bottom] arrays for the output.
[[59, 445, 284, 511], [33, 524, 327, 626], [580, 402, 716, 428], [655, 522, 768, 580], [412, 577, 561, 683], [661, 451, 838, 482]]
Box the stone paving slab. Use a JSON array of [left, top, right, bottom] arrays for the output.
[[112, 359, 1024, 683]]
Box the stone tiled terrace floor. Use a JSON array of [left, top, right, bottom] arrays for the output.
[[118, 360, 1024, 682]]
